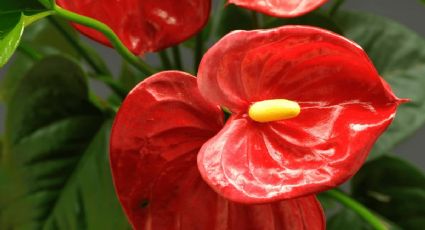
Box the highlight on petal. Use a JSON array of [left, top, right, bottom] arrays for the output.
[[110, 71, 325, 229], [57, 0, 211, 54], [228, 0, 328, 18], [197, 26, 403, 203]]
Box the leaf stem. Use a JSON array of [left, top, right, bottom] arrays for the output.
[[194, 32, 203, 73], [48, 17, 109, 75], [17, 42, 43, 61], [325, 189, 388, 230], [328, 0, 346, 17], [171, 46, 183, 70], [158, 51, 172, 70], [53, 5, 156, 76]]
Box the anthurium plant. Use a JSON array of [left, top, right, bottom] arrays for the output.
[[0, 0, 424, 229]]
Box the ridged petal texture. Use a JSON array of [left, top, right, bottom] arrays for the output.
[[110, 71, 325, 230], [228, 0, 328, 17], [56, 0, 210, 54], [197, 26, 402, 203]]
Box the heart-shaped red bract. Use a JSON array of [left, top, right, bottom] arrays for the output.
[[110, 71, 325, 229], [196, 26, 403, 204], [56, 0, 211, 55], [228, 0, 329, 17]]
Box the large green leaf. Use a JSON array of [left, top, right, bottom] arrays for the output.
[[351, 155, 425, 229], [0, 56, 129, 229], [0, 17, 80, 103], [335, 11, 425, 158]]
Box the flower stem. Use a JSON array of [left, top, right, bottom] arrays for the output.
[[48, 16, 109, 75], [172, 46, 183, 70], [194, 32, 203, 73], [52, 5, 156, 76], [325, 189, 388, 230], [158, 51, 172, 70], [17, 42, 43, 61], [328, 0, 346, 17]]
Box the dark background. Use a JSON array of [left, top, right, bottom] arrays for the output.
[[0, 0, 424, 169]]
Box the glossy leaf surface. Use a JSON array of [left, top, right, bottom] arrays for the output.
[[0, 13, 24, 67], [335, 11, 425, 159], [110, 71, 325, 230], [0, 0, 49, 67], [228, 0, 328, 18], [0, 56, 129, 229], [56, 0, 211, 55], [351, 155, 425, 229], [197, 26, 401, 203]]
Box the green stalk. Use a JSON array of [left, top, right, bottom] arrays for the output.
[[172, 46, 183, 70], [48, 17, 108, 75], [53, 5, 156, 75], [328, 0, 346, 17], [194, 32, 203, 73], [17, 42, 43, 61], [158, 51, 172, 70], [325, 189, 388, 230]]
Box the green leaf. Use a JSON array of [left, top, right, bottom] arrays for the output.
[[38, 0, 54, 9], [215, 4, 254, 38], [0, 1, 50, 67], [263, 10, 342, 34], [335, 11, 425, 158], [0, 56, 130, 229], [351, 155, 425, 229], [0, 13, 24, 68], [327, 209, 373, 230], [0, 17, 80, 102]]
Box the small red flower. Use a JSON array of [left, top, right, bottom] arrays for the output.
[[228, 0, 328, 17], [110, 71, 325, 229], [56, 0, 211, 55]]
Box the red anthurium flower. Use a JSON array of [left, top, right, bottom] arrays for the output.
[[228, 0, 328, 17], [56, 0, 210, 55], [110, 71, 325, 229], [196, 26, 404, 204]]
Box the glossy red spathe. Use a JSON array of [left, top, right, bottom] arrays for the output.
[[228, 0, 329, 17], [110, 71, 325, 229], [56, 0, 210, 55], [197, 26, 403, 204]]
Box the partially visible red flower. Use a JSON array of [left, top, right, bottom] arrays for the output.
[[196, 26, 403, 204], [56, 0, 211, 55], [228, 0, 328, 17], [110, 71, 325, 229]]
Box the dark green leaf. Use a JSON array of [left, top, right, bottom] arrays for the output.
[[0, 17, 80, 102], [0, 1, 50, 67], [0, 56, 130, 229], [119, 61, 143, 91], [352, 155, 425, 229], [215, 4, 254, 38], [335, 11, 425, 158], [38, 0, 54, 9], [263, 10, 342, 34], [327, 209, 373, 230]]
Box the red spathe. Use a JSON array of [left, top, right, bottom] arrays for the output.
[[56, 0, 211, 55], [197, 26, 403, 203]]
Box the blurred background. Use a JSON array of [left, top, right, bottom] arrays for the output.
[[1, 0, 424, 169]]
